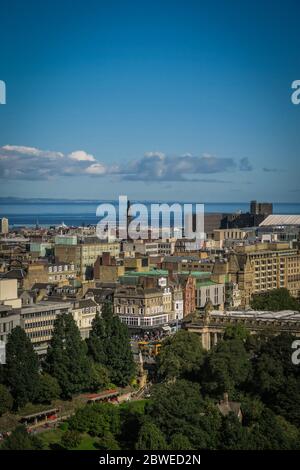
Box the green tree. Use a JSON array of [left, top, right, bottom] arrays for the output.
[[223, 325, 249, 342], [87, 312, 106, 364], [68, 402, 120, 438], [119, 402, 145, 449], [36, 373, 61, 404], [218, 413, 249, 450], [89, 363, 110, 392], [44, 312, 92, 398], [254, 353, 285, 396], [169, 433, 194, 450], [88, 303, 135, 386], [1, 425, 44, 450], [69, 405, 109, 437], [202, 337, 251, 397], [250, 333, 300, 426], [61, 430, 82, 449], [5, 326, 40, 408], [157, 330, 205, 380], [248, 408, 300, 450], [239, 395, 265, 427], [147, 380, 221, 449], [136, 420, 167, 450], [275, 376, 300, 426], [97, 432, 120, 450], [0, 384, 13, 416], [251, 288, 300, 311]]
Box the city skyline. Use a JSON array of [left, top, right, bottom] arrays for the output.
[[0, 0, 299, 202]]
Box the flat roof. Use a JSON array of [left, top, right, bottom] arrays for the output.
[[21, 301, 72, 311], [209, 309, 300, 320], [260, 215, 300, 226]]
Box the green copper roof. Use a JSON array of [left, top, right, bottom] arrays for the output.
[[180, 271, 212, 278], [122, 269, 169, 277], [196, 279, 218, 287]]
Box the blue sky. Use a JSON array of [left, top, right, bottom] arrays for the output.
[[0, 0, 299, 202]]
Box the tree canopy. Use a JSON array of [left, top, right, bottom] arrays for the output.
[[1, 425, 44, 450], [44, 312, 92, 398], [5, 326, 40, 408], [88, 302, 135, 386], [251, 288, 300, 311], [157, 330, 205, 380]]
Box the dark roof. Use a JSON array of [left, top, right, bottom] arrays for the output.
[[95, 282, 119, 289], [31, 283, 53, 290], [2, 269, 25, 280], [43, 295, 73, 302], [85, 288, 114, 301], [74, 299, 98, 309]]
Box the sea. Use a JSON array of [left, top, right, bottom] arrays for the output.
[[0, 199, 299, 227]]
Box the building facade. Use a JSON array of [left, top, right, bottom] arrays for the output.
[[20, 301, 72, 355], [71, 298, 99, 339], [229, 242, 300, 307], [0, 278, 22, 308], [0, 305, 20, 343], [114, 285, 169, 328], [48, 263, 76, 283], [195, 280, 225, 310], [55, 240, 120, 279]]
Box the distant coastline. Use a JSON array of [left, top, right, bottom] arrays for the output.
[[0, 198, 299, 227], [1, 197, 300, 205]]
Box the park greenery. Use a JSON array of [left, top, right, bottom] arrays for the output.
[[0, 302, 135, 415], [1, 296, 300, 450]]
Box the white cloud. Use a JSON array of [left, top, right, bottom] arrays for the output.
[[68, 150, 95, 162], [2, 145, 64, 159], [85, 163, 107, 175], [0, 145, 253, 182], [0, 145, 107, 180], [123, 152, 239, 181], [144, 151, 165, 159]]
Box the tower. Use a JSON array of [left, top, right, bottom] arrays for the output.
[[0, 217, 9, 234]]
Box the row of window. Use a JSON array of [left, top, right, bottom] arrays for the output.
[[27, 330, 53, 338], [0, 321, 14, 333], [120, 315, 168, 326], [49, 265, 75, 272], [25, 320, 54, 329], [22, 310, 59, 319]]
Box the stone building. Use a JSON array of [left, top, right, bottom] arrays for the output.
[[175, 273, 196, 317], [71, 298, 99, 339], [94, 252, 125, 283], [195, 279, 225, 310], [114, 284, 169, 328], [55, 239, 120, 279], [0, 305, 20, 344], [184, 308, 300, 350], [0, 278, 22, 308], [228, 242, 300, 307], [20, 301, 72, 355], [0, 217, 9, 235]]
